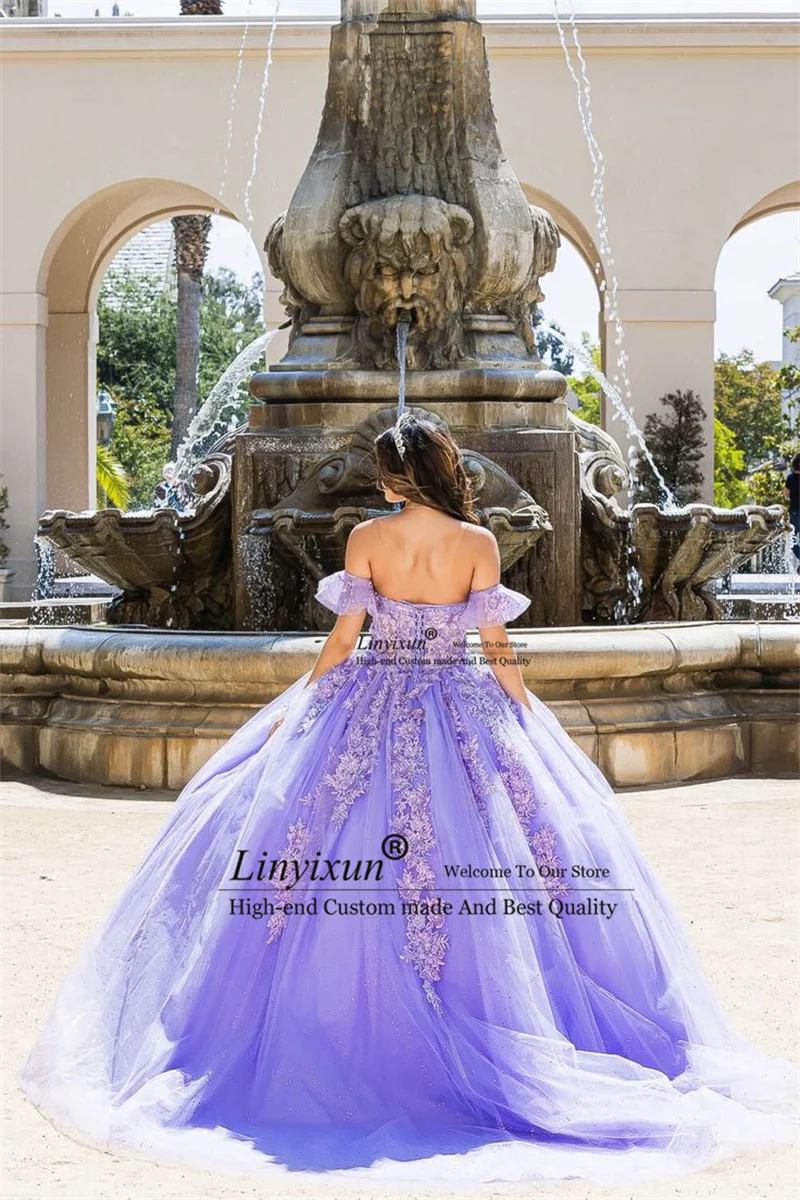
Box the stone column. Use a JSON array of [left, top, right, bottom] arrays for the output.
[[342, 1, 477, 17], [604, 289, 716, 502], [0, 292, 48, 599], [45, 311, 98, 513]]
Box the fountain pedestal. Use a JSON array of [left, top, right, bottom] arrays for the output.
[[234, 399, 579, 630]]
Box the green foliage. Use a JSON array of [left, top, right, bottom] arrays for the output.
[[96, 443, 131, 511], [97, 267, 264, 508], [713, 418, 749, 508], [198, 268, 264, 402], [0, 477, 9, 568], [633, 389, 707, 506], [748, 461, 790, 508], [532, 309, 574, 377], [98, 272, 178, 416], [108, 394, 172, 510], [714, 350, 784, 469], [777, 325, 800, 398], [568, 333, 602, 426]]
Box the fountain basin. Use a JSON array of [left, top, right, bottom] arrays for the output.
[[250, 369, 568, 403], [2, 622, 796, 790]]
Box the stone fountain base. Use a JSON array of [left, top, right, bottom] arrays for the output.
[[2, 622, 797, 791], [237, 397, 580, 629]]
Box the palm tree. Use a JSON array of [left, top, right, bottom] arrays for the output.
[[171, 212, 211, 456], [179, 2, 223, 18], [170, 0, 223, 457], [96, 443, 131, 511]]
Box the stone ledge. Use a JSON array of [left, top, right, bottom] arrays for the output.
[[1, 621, 797, 789]]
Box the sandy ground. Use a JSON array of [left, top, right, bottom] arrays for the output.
[[1, 773, 797, 1200]]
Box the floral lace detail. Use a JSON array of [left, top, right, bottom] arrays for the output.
[[297, 660, 356, 734], [267, 818, 309, 943], [441, 689, 493, 827], [390, 696, 448, 1013], [301, 674, 392, 828], [463, 583, 530, 628], [447, 673, 570, 898], [315, 570, 374, 616], [531, 826, 571, 898], [452, 668, 512, 727]]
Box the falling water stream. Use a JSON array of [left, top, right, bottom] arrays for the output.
[[171, 328, 281, 487], [549, 1, 680, 507], [396, 317, 410, 417], [243, 1, 282, 231], [217, 0, 255, 211], [536, 317, 679, 510]]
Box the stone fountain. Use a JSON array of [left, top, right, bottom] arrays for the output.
[[5, 0, 797, 793], [36, 0, 786, 634]]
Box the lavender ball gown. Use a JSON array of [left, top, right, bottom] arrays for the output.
[[20, 571, 797, 1185]]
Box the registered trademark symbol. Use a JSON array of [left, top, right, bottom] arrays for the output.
[[381, 833, 409, 860], [424, 627, 437, 641]]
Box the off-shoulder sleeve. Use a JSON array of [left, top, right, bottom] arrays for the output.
[[464, 583, 530, 628], [315, 570, 374, 615]]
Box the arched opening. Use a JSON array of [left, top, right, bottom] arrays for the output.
[[39, 179, 264, 515], [520, 186, 604, 422], [713, 187, 799, 509]]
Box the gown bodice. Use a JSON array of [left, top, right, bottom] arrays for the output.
[[315, 569, 531, 668]]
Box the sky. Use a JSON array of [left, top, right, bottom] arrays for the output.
[[40, 1, 800, 17]]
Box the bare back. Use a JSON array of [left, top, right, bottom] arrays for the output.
[[346, 508, 500, 605]]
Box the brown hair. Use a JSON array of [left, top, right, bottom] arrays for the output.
[[374, 416, 479, 524]]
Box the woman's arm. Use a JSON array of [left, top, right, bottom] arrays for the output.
[[304, 524, 372, 688], [470, 531, 532, 711]]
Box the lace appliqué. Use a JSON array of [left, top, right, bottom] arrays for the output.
[[441, 689, 493, 828], [315, 570, 374, 616], [390, 697, 448, 1013], [297, 660, 356, 734], [464, 583, 530, 628], [267, 818, 309, 943], [531, 826, 571, 899], [449, 673, 570, 899], [301, 674, 392, 828]]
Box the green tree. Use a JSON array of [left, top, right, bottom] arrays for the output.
[[107, 394, 172, 510], [568, 333, 602, 426], [532, 309, 574, 377], [748, 461, 790, 508], [713, 418, 748, 508], [198, 268, 263, 401], [633, 389, 706, 505], [172, 212, 212, 456], [98, 271, 177, 413], [96, 443, 131, 510], [777, 325, 800, 395], [714, 350, 783, 469], [97, 267, 264, 508]]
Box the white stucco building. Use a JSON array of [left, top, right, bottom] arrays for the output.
[[0, 7, 798, 597], [769, 272, 800, 422]]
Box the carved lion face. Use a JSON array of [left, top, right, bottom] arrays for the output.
[[339, 195, 474, 370]]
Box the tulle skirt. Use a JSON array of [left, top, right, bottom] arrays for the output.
[[19, 661, 798, 1187]]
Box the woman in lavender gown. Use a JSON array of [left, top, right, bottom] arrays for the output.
[[20, 414, 797, 1186]]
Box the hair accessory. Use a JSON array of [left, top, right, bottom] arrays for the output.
[[392, 413, 408, 460]]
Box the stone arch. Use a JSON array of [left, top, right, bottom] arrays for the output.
[[38, 179, 245, 513], [520, 185, 605, 391], [520, 185, 604, 287], [729, 180, 800, 240]]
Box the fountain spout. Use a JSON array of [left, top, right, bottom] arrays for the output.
[[255, 0, 565, 404]]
